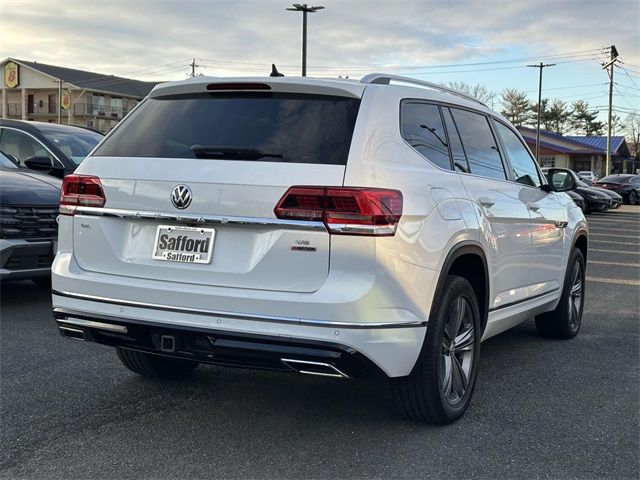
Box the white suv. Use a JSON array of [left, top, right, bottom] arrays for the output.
[[52, 74, 588, 424]]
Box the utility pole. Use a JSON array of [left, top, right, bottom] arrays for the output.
[[602, 45, 619, 176], [57, 79, 63, 124], [189, 58, 199, 77], [286, 3, 324, 76], [526, 62, 555, 162]]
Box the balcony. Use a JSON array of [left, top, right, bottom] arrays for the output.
[[73, 103, 128, 118], [7, 102, 58, 117]]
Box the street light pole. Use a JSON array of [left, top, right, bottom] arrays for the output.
[[286, 3, 324, 76], [527, 62, 555, 162]]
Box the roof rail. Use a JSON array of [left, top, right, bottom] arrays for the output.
[[360, 73, 487, 107]]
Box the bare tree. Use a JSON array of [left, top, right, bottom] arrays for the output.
[[623, 112, 640, 159], [444, 81, 497, 107]]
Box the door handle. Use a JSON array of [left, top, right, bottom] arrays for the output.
[[478, 197, 495, 208], [527, 202, 540, 212]]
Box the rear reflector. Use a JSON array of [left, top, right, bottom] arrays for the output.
[[274, 186, 403, 236], [59, 175, 105, 215]]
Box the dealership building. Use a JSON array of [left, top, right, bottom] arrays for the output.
[[1, 58, 158, 133]]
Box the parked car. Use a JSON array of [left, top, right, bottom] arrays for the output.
[[588, 185, 622, 209], [577, 171, 598, 182], [566, 190, 588, 213], [594, 174, 640, 205], [543, 167, 612, 213], [0, 119, 103, 178], [52, 74, 588, 424], [0, 150, 60, 286]]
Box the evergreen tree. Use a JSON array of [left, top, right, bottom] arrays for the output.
[[569, 101, 605, 135], [500, 89, 530, 126], [547, 99, 570, 134]]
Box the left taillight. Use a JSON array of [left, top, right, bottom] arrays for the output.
[[59, 175, 105, 215], [274, 186, 403, 236]]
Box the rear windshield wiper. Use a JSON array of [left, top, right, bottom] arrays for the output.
[[191, 144, 283, 160]]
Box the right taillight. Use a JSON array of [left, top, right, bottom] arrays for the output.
[[59, 174, 105, 215], [274, 186, 403, 236]]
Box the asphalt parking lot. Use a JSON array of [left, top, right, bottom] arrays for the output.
[[1, 207, 639, 480]]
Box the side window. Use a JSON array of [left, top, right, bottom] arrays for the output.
[[0, 129, 54, 166], [630, 177, 640, 186], [450, 108, 506, 180], [401, 102, 452, 170], [442, 108, 470, 173], [494, 121, 541, 187]]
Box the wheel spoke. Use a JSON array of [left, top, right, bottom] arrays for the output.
[[447, 297, 465, 341], [571, 280, 582, 296], [454, 326, 474, 351], [441, 354, 453, 397], [451, 355, 468, 397]]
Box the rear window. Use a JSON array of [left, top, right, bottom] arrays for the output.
[[598, 175, 627, 184], [93, 93, 361, 165]]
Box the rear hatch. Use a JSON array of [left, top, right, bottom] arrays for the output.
[[71, 80, 363, 293]]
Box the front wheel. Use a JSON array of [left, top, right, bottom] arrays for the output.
[[392, 275, 481, 424], [535, 249, 586, 339], [628, 190, 638, 205]]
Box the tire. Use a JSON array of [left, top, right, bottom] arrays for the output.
[[116, 348, 199, 379], [628, 190, 638, 206], [32, 277, 52, 289], [392, 275, 481, 424], [535, 249, 585, 339]]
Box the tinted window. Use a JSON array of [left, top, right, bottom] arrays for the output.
[[401, 102, 451, 170], [0, 129, 54, 166], [450, 108, 506, 180], [94, 93, 360, 165], [598, 175, 627, 184], [631, 177, 640, 186], [442, 108, 469, 173], [494, 121, 541, 187]]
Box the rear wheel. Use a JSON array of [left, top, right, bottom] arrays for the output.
[[116, 348, 199, 379], [392, 275, 481, 424], [535, 249, 585, 339], [629, 190, 638, 205]]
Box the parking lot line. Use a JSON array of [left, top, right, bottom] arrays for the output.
[[586, 276, 640, 286], [590, 248, 640, 255], [588, 227, 639, 233], [589, 233, 639, 239], [588, 260, 640, 267], [590, 239, 640, 246], [587, 219, 640, 225]]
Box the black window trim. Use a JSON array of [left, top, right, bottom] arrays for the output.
[[399, 99, 455, 172]]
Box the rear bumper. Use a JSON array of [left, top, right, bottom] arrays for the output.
[[54, 307, 389, 379], [0, 239, 54, 280]]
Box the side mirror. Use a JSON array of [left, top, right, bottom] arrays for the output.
[[544, 168, 576, 192], [24, 156, 66, 178]]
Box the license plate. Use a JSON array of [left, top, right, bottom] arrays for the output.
[[152, 225, 215, 264]]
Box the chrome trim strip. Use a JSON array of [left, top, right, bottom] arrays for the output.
[[327, 223, 397, 235], [57, 317, 128, 333], [73, 206, 327, 231], [281, 358, 350, 378], [52, 289, 427, 329]]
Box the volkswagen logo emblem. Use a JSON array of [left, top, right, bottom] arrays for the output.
[[171, 185, 192, 210]]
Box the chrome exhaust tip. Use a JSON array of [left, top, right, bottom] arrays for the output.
[[58, 325, 88, 341], [281, 358, 350, 378]]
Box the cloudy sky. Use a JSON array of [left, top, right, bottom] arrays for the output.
[[1, 0, 638, 115]]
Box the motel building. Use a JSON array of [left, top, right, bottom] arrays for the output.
[[1, 58, 158, 133]]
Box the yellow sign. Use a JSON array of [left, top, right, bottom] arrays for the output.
[[61, 89, 71, 110], [4, 62, 19, 88]]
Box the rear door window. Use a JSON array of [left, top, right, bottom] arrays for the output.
[[401, 102, 452, 170], [93, 93, 360, 165], [449, 108, 507, 180], [0, 129, 55, 166], [493, 121, 541, 187]]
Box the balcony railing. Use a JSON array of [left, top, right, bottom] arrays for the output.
[[73, 103, 129, 118], [7, 102, 57, 116]]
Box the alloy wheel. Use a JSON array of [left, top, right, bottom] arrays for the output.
[[439, 297, 476, 405], [568, 261, 584, 328]]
